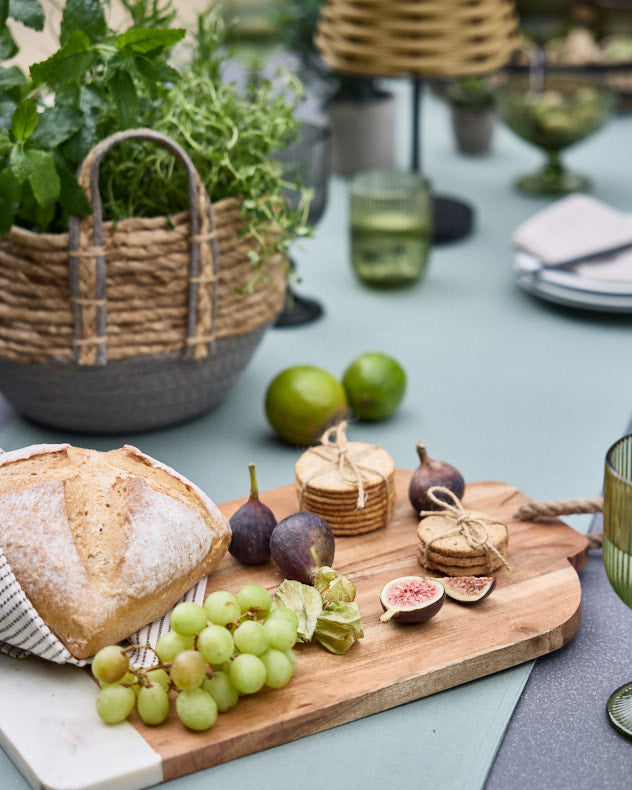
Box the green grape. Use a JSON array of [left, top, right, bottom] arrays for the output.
[[229, 653, 267, 694], [263, 616, 297, 651], [99, 669, 139, 694], [170, 649, 208, 690], [261, 649, 294, 689], [233, 620, 269, 656], [137, 682, 170, 726], [267, 606, 299, 630], [175, 688, 218, 731], [144, 668, 170, 693], [284, 648, 298, 676], [202, 671, 239, 712], [204, 590, 241, 626], [236, 583, 272, 617], [91, 645, 130, 684], [155, 630, 195, 662], [95, 684, 136, 724], [170, 602, 208, 636], [209, 661, 232, 674], [197, 624, 234, 665]]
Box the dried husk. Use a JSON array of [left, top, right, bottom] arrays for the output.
[[314, 600, 364, 654]]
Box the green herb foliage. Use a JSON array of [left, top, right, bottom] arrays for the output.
[[272, 0, 382, 105], [0, 0, 184, 234], [0, 0, 308, 272], [97, 7, 308, 270]]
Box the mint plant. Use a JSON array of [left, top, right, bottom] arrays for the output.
[[0, 0, 307, 269], [0, 0, 184, 234]]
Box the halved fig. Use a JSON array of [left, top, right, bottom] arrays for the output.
[[379, 575, 445, 623], [440, 575, 496, 604]]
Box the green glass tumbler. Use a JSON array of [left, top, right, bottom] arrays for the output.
[[603, 433, 632, 739], [349, 170, 432, 287]]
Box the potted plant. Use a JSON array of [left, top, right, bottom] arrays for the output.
[[444, 75, 498, 155], [0, 0, 309, 432], [273, 0, 396, 175]]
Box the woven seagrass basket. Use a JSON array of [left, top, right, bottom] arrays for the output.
[[0, 128, 287, 433]]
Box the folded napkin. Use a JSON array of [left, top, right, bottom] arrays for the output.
[[0, 543, 207, 668], [512, 194, 632, 266]]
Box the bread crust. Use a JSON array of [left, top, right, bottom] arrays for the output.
[[0, 444, 231, 659]]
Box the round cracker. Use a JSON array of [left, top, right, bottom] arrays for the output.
[[299, 493, 393, 518], [312, 509, 391, 530], [299, 487, 393, 507], [417, 545, 503, 575], [295, 442, 394, 494], [424, 540, 508, 568], [416, 511, 508, 558]]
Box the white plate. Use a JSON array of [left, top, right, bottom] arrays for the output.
[[514, 251, 632, 313]]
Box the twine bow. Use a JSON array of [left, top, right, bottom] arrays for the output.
[[297, 421, 381, 509], [419, 486, 512, 571]]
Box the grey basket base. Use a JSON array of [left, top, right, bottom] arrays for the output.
[[0, 328, 268, 434]]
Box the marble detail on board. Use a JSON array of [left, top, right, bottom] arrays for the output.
[[0, 654, 162, 790]]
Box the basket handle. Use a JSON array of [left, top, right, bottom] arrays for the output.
[[68, 128, 220, 366]]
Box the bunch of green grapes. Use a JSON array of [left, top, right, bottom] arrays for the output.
[[92, 583, 299, 731]]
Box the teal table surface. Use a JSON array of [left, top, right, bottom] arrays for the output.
[[1, 83, 631, 790]]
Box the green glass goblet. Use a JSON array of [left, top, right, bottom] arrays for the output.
[[496, 73, 614, 196], [603, 433, 632, 739]]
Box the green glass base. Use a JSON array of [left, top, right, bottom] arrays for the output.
[[606, 682, 632, 740], [516, 168, 590, 196]]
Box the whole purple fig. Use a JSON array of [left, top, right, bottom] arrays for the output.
[[408, 442, 465, 515], [229, 463, 277, 564], [270, 512, 335, 584]]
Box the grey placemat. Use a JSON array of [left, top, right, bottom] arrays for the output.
[[486, 511, 632, 789]]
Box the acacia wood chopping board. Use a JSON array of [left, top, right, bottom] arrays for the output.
[[130, 471, 589, 784]]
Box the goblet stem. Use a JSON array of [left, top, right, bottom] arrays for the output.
[[517, 148, 590, 196], [543, 149, 564, 179]]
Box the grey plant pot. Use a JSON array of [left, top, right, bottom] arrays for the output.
[[451, 105, 497, 155], [328, 92, 396, 176]]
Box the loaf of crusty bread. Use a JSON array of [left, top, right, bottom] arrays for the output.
[[0, 443, 231, 659]]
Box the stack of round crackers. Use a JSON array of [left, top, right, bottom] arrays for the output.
[[295, 440, 395, 536], [416, 510, 509, 575]]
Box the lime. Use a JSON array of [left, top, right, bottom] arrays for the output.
[[264, 365, 349, 446], [342, 351, 406, 421]]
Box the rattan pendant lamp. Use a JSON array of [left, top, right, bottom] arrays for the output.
[[314, 0, 520, 242]]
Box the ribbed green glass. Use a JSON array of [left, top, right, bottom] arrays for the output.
[[349, 170, 431, 288], [603, 434, 632, 740]]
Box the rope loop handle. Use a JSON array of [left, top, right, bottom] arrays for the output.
[[68, 128, 220, 365]]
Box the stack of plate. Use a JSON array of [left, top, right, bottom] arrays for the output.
[[514, 247, 632, 312], [512, 194, 632, 313]]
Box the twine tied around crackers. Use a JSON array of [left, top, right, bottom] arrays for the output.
[[418, 486, 512, 571], [296, 421, 386, 510]]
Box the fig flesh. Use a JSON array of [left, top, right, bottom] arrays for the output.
[[270, 512, 335, 584], [229, 463, 277, 565], [379, 575, 445, 623], [408, 442, 465, 515], [440, 576, 496, 604]]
